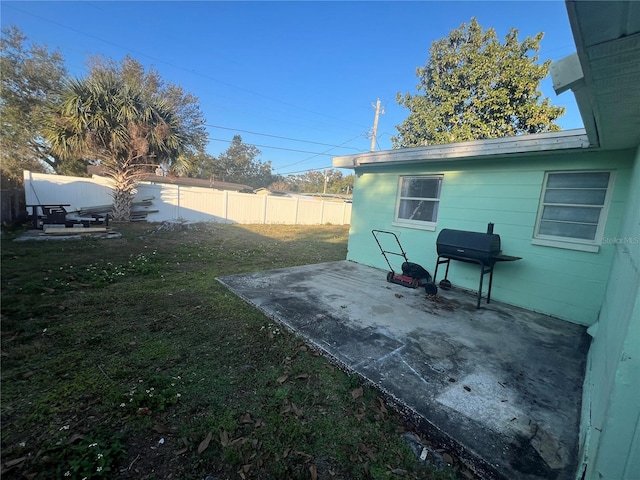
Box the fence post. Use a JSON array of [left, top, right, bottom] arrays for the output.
[[177, 185, 181, 219], [262, 195, 268, 224], [294, 198, 299, 225], [223, 190, 229, 223], [319, 200, 325, 224]]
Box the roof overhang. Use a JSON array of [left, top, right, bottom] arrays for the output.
[[333, 129, 590, 169], [553, 1, 640, 150]]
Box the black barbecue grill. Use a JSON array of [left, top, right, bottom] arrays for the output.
[[434, 224, 521, 308]]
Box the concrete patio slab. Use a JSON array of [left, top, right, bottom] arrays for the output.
[[218, 260, 589, 480]]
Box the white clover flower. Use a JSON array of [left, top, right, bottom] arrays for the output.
[[64, 471, 71, 477], [120, 403, 126, 407], [96, 466, 102, 472], [88, 443, 98, 447], [59, 425, 69, 430], [97, 453, 103, 459]]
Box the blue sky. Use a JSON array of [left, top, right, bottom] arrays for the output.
[[2, 1, 582, 176]]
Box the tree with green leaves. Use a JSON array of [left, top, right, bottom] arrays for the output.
[[0, 26, 77, 187], [332, 170, 354, 195], [208, 135, 278, 188], [267, 179, 291, 192], [285, 169, 353, 195], [294, 170, 326, 193], [44, 68, 204, 221], [190, 151, 218, 180], [393, 18, 565, 148]]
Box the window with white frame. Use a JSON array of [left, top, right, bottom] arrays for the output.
[[393, 175, 443, 229], [533, 170, 614, 250]]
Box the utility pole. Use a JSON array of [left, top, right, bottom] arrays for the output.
[[370, 98, 384, 151]]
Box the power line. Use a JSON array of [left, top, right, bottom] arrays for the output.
[[9, 2, 374, 144], [205, 124, 361, 151], [282, 166, 334, 175], [275, 135, 364, 171], [207, 133, 353, 175], [6, 3, 372, 132], [6, 3, 373, 175], [208, 138, 347, 157]]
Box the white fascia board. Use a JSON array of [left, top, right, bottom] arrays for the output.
[[563, 0, 600, 148], [332, 129, 591, 169]]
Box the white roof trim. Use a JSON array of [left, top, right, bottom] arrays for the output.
[[562, 1, 601, 148], [333, 129, 591, 169]]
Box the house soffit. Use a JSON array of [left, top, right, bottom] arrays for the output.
[[564, 0, 640, 150]]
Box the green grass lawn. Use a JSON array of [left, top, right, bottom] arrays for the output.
[[1, 223, 461, 480]]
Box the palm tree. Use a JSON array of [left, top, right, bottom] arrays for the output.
[[44, 72, 190, 221]]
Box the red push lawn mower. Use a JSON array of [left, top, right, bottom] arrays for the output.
[[372, 230, 437, 295]]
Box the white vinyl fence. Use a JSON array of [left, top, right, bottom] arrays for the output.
[[23, 171, 351, 225]]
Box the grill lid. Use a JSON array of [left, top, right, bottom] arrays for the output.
[[437, 229, 501, 253], [436, 228, 502, 266], [436, 227, 522, 266]]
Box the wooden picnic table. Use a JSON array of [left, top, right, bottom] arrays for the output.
[[26, 204, 70, 229]]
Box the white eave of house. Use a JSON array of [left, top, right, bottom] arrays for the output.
[[333, 129, 590, 169]]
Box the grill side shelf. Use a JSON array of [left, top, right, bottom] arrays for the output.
[[491, 254, 522, 262]]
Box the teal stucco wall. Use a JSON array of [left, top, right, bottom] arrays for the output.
[[347, 148, 635, 325], [579, 145, 640, 480]]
